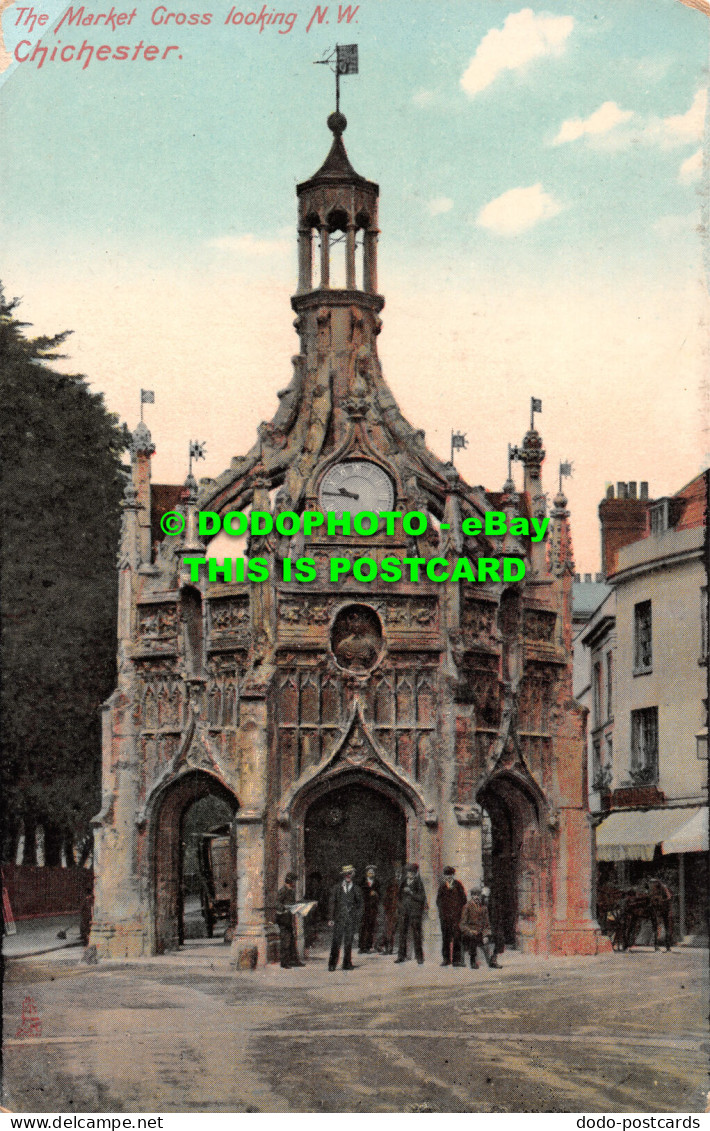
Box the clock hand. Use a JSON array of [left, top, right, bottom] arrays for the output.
[[323, 488, 360, 500]]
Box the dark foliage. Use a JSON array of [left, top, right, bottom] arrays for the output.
[[1, 287, 129, 863]]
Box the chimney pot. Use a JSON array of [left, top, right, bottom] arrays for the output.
[[584, 572, 592, 583], [606, 485, 614, 499], [616, 481, 626, 499], [595, 572, 603, 583], [640, 482, 649, 500], [574, 572, 581, 582], [628, 481, 637, 499]]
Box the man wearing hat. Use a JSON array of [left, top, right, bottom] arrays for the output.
[[358, 865, 381, 954], [460, 882, 500, 969], [328, 865, 363, 971], [436, 866, 467, 966], [275, 872, 305, 969], [394, 863, 427, 964]]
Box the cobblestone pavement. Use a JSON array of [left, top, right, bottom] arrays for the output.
[[3, 945, 708, 1113]]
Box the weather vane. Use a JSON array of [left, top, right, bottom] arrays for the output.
[[188, 440, 207, 478], [559, 459, 574, 493], [507, 442, 523, 482], [140, 388, 154, 423], [451, 430, 468, 466], [314, 43, 359, 112]]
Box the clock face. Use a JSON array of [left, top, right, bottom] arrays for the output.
[[319, 460, 394, 518]]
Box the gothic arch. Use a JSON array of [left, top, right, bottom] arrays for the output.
[[149, 769, 239, 954], [290, 765, 419, 898], [476, 768, 552, 954]]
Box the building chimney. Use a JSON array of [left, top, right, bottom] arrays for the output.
[[599, 481, 652, 577]]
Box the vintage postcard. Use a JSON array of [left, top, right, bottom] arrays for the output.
[[1, 0, 708, 1116]]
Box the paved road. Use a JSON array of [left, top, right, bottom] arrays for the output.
[[3, 946, 708, 1113]]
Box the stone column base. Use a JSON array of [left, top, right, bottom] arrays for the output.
[[88, 920, 148, 960], [550, 925, 612, 956], [230, 924, 269, 969]]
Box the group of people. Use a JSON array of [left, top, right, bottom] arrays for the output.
[[275, 863, 500, 972]]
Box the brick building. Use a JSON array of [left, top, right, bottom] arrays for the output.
[[90, 110, 605, 962]]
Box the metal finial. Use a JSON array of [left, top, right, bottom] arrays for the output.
[[188, 440, 207, 478], [314, 43, 358, 114], [451, 430, 468, 465]]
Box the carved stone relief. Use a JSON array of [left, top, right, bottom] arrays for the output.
[[138, 605, 178, 641]]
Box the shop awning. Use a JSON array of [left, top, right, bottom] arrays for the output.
[[595, 808, 701, 862], [661, 808, 708, 855]]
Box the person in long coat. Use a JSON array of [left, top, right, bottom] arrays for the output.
[[328, 864, 363, 971], [460, 883, 500, 969], [436, 865, 467, 966], [358, 865, 381, 953], [275, 872, 305, 969], [394, 863, 426, 964]]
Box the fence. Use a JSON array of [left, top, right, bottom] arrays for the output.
[[2, 863, 93, 920]]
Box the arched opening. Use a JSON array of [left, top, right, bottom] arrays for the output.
[[303, 779, 407, 927], [327, 210, 349, 289], [477, 772, 548, 953], [152, 771, 238, 953], [355, 210, 370, 292]]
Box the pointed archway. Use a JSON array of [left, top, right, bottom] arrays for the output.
[[303, 778, 407, 921], [152, 770, 239, 953], [477, 770, 551, 954]]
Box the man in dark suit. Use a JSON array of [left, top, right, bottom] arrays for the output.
[[358, 865, 381, 953], [436, 865, 467, 966], [275, 871, 305, 969], [328, 864, 363, 971], [394, 863, 427, 964]]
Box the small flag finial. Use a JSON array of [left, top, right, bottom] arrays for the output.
[[559, 459, 573, 493], [530, 396, 542, 429], [451, 430, 468, 465], [314, 43, 358, 112], [188, 440, 207, 478], [140, 388, 154, 423]]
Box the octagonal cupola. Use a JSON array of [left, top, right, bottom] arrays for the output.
[[294, 112, 381, 300]]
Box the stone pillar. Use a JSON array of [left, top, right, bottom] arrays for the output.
[[550, 808, 610, 955], [297, 226, 312, 293], [363, 229, 378, 293], [231, 692, 270, 966], [232, 809, 268, 966], [448, 807, 484, 888], [90, 695, 147, 958], [130, 422, 155, 566]]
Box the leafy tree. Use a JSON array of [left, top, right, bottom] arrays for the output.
[[1, 287, 129, 865]]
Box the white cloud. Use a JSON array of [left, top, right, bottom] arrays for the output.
[[658, 87, 707, 146], [552, 101, 634, 146], [476, 183, 562, 236], [556, 89, 708, 154], [428, 197, 453, 216], [461, 8, 574, 98], [208, 233, 291, 257], [679, 147, 703, 184]]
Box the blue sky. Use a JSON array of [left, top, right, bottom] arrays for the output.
[[1, 0, 707, 569]]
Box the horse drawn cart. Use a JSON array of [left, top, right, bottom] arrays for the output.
[[196, 825, 233, 938]]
